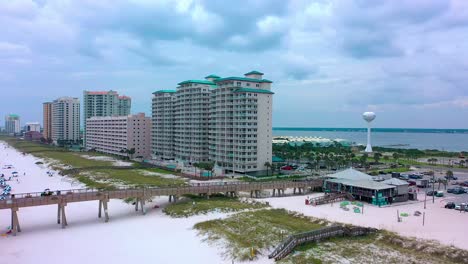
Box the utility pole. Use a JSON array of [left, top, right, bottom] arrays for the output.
[[424, 191, 427, 209], [432, 174, 435, 203]]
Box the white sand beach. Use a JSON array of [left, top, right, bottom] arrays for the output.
[[0, 141, 271, 264]]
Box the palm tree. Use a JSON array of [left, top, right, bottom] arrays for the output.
[[373, 152, 382, 164], [392, 153, 400, 163], [460, 160, 465, 168], [445, 170, 454, 183]]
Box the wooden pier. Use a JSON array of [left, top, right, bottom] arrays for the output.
[[0, 179, 323, 236]]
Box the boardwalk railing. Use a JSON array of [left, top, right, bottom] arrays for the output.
[[0, 179, 324, 210], [308, 192, 354, 206], [269, 226, 376, 261]]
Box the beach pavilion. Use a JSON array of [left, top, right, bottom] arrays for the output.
[[324, 168, 396, 206]]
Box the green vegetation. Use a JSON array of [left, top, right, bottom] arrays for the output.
[[163, 194, 268, 218], [194, 209, 325, 261], [0, 136, 184, 189], [281, 231, 468, 264], [194, 207, 468, 263], [239, 175, 310, 182], [78, 168, 186, 188]]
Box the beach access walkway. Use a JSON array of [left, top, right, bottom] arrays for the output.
[[0, 179, 323, 236], [269, 225, 376, 261]]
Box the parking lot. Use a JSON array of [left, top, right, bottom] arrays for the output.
[[412, 169, 468, 206]]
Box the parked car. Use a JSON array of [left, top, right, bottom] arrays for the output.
[[452, 187, 466, 195], [445, 202, 456, 209], [426, 191, 436, 196], [435, 191, 444, 197], [447, 188, 456, 193], [459, 181, 468, 187], [445, 175, 458, 180], [409, 174, 423, 180]]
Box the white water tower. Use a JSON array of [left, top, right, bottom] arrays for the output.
[[362, 112, 376, 153]]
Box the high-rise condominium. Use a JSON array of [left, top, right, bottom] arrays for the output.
[[83, 90, 131, 120], [152, 71, 273, 174], [5, 114, 21, 134], [43, 102, 52, 139], [51, 97, 80, 142], [83, 90, 131, 144]]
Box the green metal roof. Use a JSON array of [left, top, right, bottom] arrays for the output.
[[177, 80, 215, 86], [326, 178, 395, 190], [245, 70, 264, 75], [8, 114, 19, 118], [234, 88, 274, 94], [204, 74, 221, 79], [152, 90, 176, 94], [214, 77, 273, 83]]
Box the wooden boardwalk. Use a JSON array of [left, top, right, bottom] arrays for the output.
[[269, 225, 376, 261], [0, 179, 323, 236], [308, 192, 354, 206]]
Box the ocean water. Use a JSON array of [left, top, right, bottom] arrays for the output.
[[273, 128, 468, 152]]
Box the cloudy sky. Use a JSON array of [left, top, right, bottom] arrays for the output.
[[1, 0, 468, 128]]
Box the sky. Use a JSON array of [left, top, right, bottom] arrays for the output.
[[1, 0, 468, 129]]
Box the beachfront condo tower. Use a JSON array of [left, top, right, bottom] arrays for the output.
[[5, 114, 21, 134], [51, 97, 80, 143], [43, 102, 52, 140], [151, 71, 273, 174], [83, 90, 131, 144]]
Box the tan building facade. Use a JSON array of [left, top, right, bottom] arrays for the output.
[[85, 113, 151, 159], [43, 102, 53, 139]]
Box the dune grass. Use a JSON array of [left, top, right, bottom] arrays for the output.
[[1, 137, 183, 188], [82, 168, 186, 188], [163, 194, 268, 218], [194, 209, 324, 261], [280, 231, 466, 264]]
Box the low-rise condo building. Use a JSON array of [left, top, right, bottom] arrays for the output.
[[85, 113, 151, 159]]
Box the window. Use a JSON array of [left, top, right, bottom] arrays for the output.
[[236, 82, 241, 86], [256, 84, 260, 87]]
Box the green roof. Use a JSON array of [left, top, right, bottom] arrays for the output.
[[214, 77, 273, 83], [204, 74, 221, 79], [326, 178, 395, 191], [178, 80, 216, 86], [152, 90, 176, 94], [245, 70, 264, 75], [234, 88, 274, 94]]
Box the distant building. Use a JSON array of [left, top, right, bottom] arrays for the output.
[[83, 90, 131, 144], [5, 114, 20, 134], [151, 71, 273, 174], [24, 131, 43, 141], [24, 122, 41, 132], [43, 102, 53, 139], [85, 113, 151, 159], [51, 97, 80, 143]]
